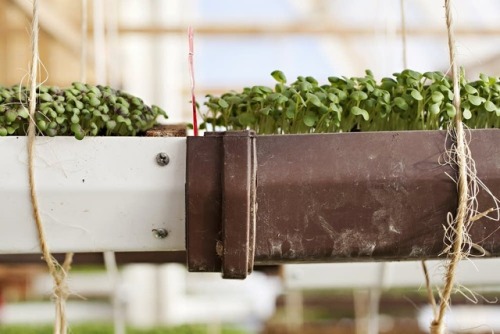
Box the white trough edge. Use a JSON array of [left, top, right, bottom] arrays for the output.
[[284, 258, 500, 290], [0, 136, 186, 254]]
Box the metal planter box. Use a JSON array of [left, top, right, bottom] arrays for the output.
[[0, 136, 186, 255], [186, 129, 500, 278]]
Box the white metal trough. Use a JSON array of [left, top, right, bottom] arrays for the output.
[[0, 136, 186, 254]]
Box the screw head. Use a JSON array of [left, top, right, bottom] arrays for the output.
[[156, 152, 170, 166], [152, 228, 168, 239]]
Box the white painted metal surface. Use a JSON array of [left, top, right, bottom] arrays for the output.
[[0, 136, 186, 253], [284, 259, 500, 290]]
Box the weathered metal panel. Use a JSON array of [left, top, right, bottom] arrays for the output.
[[0, 136, 186, 253], [254, 129, 500, 263], [186, 129, 500, 273]]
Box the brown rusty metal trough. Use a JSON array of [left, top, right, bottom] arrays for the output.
[[186, 129, 500, 278]]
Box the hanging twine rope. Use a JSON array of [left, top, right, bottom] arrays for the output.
[[399, 0, 408, 69], [430, 1, 470, 332], [27, 1, 70, 333]]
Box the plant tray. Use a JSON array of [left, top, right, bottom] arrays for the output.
[[0, 136, 186, 254], [186, 129, 500, 278]]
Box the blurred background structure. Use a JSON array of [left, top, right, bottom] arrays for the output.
[[0, 0, 499, 333], [1, 0, 499, 123]]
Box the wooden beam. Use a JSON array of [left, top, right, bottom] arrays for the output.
[[112, 24, 500, 36]]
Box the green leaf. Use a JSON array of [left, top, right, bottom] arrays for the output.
[[382, 91, 391, 104], [328, 76, 342, 84], [54, 103, 65, 114], [39, 92, 52, 102], [217, 98, 229, 109], [75, 130, 85, 140], [37, 120, 47, 131], [407, 70, 422, 80], [468, 95, 484, 106], [106, 120, 117, 130], [446, 90, 454, 100], [5, 110, 17, 122], [238, 112, 256, 126], [303, 111, 317, 127], [224, 96, 242, 105], [276, 95, 289, 104], [464, 85, 477, 94], [259, 86, 273, 94], [259, 107, 271, 115], [430, 103, 441, 115], [463, 108, 472, 120], [318, 105, 329, 114], [326, 101, 336, 111], [306, 76, 318, 85], [306, 93, 322, 107], [46, 128, 58, 137], [445, 103, 456, 118], [328, 93, 339, 103], [350, 91, 368, 101], [484, 100, 496, 112], [351, 106, 369, 121], [394, 97, 408, 111], [410, 89, 423, 101], [267, 93, 281, 102], [332, 88, 347, 101], [423, 72, 436, 80], [271, 70, 287, 84], [18, 107, 29, 119], [431, 91, 444, 103], [372, 89, 382, 98], [285, 104, 295, 119], [89, 96, 101, 107], [0, 127, 7, 136], [299, 81, 313, 92]]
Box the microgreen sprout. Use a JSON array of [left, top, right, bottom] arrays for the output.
[[201, 70, 500, 134], [0, 83, 167, 139]]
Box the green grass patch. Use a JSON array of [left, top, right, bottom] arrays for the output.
[[0, 324, 248, 334]]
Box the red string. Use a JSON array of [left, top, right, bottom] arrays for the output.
[[188, 26, 198, 136]]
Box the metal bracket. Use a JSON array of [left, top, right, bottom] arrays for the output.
[[186, 131, 256, 279]]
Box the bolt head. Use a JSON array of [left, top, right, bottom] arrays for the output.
[[156, 152, 170, 166], [152, 228, 168, 239]]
